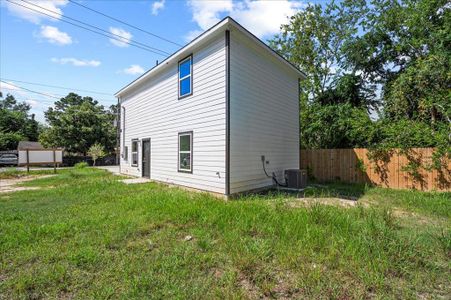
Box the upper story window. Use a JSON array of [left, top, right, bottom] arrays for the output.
[[178, 55, 192, 99]]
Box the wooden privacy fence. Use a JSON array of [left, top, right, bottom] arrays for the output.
[[300, 148, 450, 191]]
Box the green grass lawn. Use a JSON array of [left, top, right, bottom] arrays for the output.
[[0, 168, 449, 299]]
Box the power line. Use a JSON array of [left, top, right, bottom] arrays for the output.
[[1, 78, 112, 96], [1, 80, 61, 99], [6, 0, 169, 56], [20, 0, 171, 56], [68, 0, 183, 47], [0, 81, 116, 104], [1, 90, 55, 105]]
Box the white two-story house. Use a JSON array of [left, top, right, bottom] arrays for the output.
[[115, 17, 305, 197]]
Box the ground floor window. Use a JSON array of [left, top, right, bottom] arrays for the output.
[[178, 132, 192, 173], [131, 139, 138, 166], [124, 146, 128, 161]]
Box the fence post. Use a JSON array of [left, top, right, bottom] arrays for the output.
[[53, 150, 56, 174], [26, 149, 30, 173]]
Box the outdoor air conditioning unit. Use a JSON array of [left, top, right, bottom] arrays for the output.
[[284, 169, 307, 189]]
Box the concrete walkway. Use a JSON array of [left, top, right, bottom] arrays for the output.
[[121, 177, 152, 184], [93, 166, 151, 184], [94, 165, 120, 175]]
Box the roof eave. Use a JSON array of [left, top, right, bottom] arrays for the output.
[[115, 17, 306, 99], [114, 18, 231, 98], [226, 18, 306, 79]]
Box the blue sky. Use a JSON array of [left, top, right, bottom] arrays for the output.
[[1, 0, 311, 123]]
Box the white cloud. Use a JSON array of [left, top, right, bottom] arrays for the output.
[[186, 0, 305, 39], [122, 65, 145, 75], [0, 81, 28, 98], [0, 82, 54, 109], [4, 0, 68, 24], [0, 81, 22, 92], [109, 27, 132, 47], [25, 99, 40, 108], [39, 25, 72, 45], [151, 0, 165, 15], [231, 1, 305, 37], [185, 29, 203, 41], [187, 0, 233, 30], [51, 57, 101, 67]]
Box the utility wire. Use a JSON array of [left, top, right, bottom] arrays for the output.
[[1, 80, 61, 100], [6, 0, 168, 56], [0, 81, 116, 104], [1, 90, 55, 105], [1, 78, 112, 96], [68, 0, 182, 47], [11, 98, 55, 106], [20, 0, 170, 56]]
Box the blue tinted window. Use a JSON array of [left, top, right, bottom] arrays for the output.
[[179, 59, 191, 79], [178, 56, 192, 98], [180, 78, 191, 96]]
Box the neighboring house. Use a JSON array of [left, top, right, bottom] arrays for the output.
[[115, 17, 305, 196]]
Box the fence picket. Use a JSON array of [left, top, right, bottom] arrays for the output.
[[300, 148, 449, 191]]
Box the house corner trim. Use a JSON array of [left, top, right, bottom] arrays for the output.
[[225, 29, 230, 195]]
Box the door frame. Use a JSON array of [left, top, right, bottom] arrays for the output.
[[141, 138, 151, 178]]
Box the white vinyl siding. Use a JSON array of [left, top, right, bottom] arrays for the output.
[[119, 26, 300, 195], [120, 34, 226, 193], [229, 31, 300, 193]]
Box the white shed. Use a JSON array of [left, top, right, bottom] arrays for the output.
[[115, 17, 305, 197], [18, 141, 63, 170]]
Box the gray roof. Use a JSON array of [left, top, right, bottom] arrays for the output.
[[17, 141, 62, 150]]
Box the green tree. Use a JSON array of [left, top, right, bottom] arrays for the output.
[[341, 0, 450, 124], [384, 55, 450, 125], [40, 93, 116, 154], [270, 1, 379, 149], [87, 143, 106, 166], [0, 93, 40, 150], [269, 1, 366, 100], [316, 74, 377, 111], [301, 103, 377, 149], [272, 0, 449, 152]]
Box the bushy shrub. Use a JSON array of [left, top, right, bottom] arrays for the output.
[[74, 162, 89, 169]]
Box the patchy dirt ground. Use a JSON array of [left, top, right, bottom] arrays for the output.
[[285, 197, 362, 209], [0, 175, 55, 193]]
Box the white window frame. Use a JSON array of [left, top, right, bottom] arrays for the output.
[[178, 55, 193, 99], [178, 132, 193, 173], [131, 139, 138, 167]]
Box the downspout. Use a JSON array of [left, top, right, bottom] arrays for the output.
[[225, 29, 230, 196], [298, 78, 301, 169], [117, 97, 121, 171]]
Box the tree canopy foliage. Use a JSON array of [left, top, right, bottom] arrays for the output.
[[270, 0, 450, 154], [40, 93, 116, 154], [0, 93, 40, 150]]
